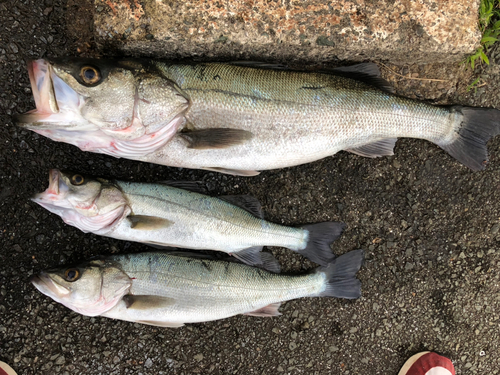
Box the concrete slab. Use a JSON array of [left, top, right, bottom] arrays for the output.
[[94, 0, 481, 64]]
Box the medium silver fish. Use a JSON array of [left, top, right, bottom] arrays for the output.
[[16, 59, 500, 175], [32, 169, 345, 266], [30, 250, 364, 327]]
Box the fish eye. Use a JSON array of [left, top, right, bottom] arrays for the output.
[[80, 66, 101, 85], [71, 174, 85, 186], [64, 268, 80, 282]]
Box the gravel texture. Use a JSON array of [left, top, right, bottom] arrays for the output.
[[1, 1, 500, 375]]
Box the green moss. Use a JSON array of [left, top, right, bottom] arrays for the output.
[[466, 0, 500, 70]]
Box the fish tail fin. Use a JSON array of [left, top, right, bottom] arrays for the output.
[[438, 106, 500, 171], [297, 222, 345, 265], [317, 249, 364, 299]]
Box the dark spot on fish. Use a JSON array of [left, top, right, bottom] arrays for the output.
[[200, 260, 212, 271], [224, 262, 230, 274], [213, 74, 221, 81], [301, 86, 324, 90], [256, 269, 267, 280], [196, 65, 208, 82]]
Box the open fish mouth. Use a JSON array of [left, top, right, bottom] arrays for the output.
[[30, 272, 70, 299], [31, 169, 71, 209], [16, 59, 82, 129]]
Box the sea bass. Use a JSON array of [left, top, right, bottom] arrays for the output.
[[16, 59, 500, 175], [32, 169, 345, 266], [30, 250, 364, 326]]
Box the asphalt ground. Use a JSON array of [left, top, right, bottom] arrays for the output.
[[1, 1, 500, 374]]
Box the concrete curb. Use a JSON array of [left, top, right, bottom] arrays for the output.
[[94, 0, 481, 64]]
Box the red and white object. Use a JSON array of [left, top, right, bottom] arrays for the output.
[[398, 352, 455, 375], [0, 361, 17, 375]]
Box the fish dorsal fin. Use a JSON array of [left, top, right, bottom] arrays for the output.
[[218, 195, 264, 219], [244, 302, 282, 317], [168, 250, 281, 273], [331, 63, 395, 93], [228, 61, 289, 70], [127, 215, 174, 230], [179, 128, 253, 149], [166, 250, 233, 261], [123, 295, 176, 310], [136, 320, 185, 328], [158, 180, 207, 194], [345, 138, 398, 158], [202, 167, 261, 177]]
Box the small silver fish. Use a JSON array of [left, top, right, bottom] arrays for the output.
[[16, 59, 500, 175], [32, 169, 345, 266], [30, 250, 364, 327]]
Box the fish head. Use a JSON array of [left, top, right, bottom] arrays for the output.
[[17, 58, 189, 158], [32, 169, 130, 232], [31, 259, 132, 316]]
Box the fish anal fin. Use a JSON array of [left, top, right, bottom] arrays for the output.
[[232, 247, 281, 272], [136, 320, 185, 328], [202, 167, 260, 177], [232, 246, 264, 266], [244, 302, 282, 317], [218, 195, 264, 219], [127, 215, 174, 230], [123, 295, 176, 310], [179, 128, 253, 149], [346, 138, 397, 158]]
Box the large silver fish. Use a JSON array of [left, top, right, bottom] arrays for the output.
[[16, 59, 500, 175], [30, 250, 364, 327], [32, 169, 345, 266]]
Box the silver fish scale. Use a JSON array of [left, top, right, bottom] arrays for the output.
[[145, 63, 455, 171], [109, 181, 307, 252], [110, 253, 323, 322]]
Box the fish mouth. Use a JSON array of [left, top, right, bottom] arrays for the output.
[[16, 59, 81, 129], [30, 271, 70, 299], [31, 169, 70, 206]]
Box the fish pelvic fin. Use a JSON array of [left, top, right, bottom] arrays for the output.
[[438, 106, 500, 171], [179, 128, 253, 149], [317, 249, 364, 299], [244, 302, 282, 317], [127, 215, 174, 230], [135, 320, 185, 328], [202, 167, 261, 177], [297, 222, 345, 265]]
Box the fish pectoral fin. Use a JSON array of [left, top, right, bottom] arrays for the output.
[[179, 128, 253, 149], [244, 302, 282, 317], [127, 215, 174, 230], [345, 138, 398, 158], [136, 320, 185, 328], [123, 295, 177, 310], [202, 167, 261, 177], [218, 195, 264, 219]]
